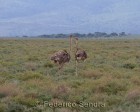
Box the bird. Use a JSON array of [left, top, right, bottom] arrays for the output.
[[70, 36, 87, 76], [50, 35, 74, 70], [75, 48, 87, 62], [74, 37, 87, 62], [50, 50, 70, 70]]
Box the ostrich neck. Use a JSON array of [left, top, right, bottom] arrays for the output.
[[69, 36, 79, 54], [69, 36, 72, 55], [75, 40, 78, 51]]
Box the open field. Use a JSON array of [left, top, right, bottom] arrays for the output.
[[0, 38, 140, 112]]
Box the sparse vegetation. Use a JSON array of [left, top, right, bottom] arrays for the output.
[[0, 38, 140, 112]]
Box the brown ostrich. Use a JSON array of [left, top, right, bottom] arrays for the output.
[[51, 50, 70, 69], [74, 37, 87, 62], [71, 37, 87, 76], [50, 35, 73, 70], [75, 48, 87, 62]]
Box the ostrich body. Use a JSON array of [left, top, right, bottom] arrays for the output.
[[74, 38, 87, 62], [75, 49, 87, 62], [50, 35, 72, 70], [51, 50, 70, 69]]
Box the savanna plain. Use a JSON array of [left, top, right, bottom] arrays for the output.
[[0, 38, 140, 112]]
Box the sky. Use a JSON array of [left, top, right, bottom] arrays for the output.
[[0, 0, 140, 36]]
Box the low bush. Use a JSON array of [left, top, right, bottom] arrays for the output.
[[123, 63, 136, 69]]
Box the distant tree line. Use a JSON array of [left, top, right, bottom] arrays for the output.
[[23, 32, 128, 38]]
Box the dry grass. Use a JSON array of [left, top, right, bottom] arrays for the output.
[[0, 83, 22, 98], [125, 88, 140, 101], [0, 38, 140, 112]]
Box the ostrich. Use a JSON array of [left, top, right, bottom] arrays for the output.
[[72, 37, 87, 76], [74, 37, 87, 62], [75, 49, 87, 62], [50, 35, 74, 70], [51, 50, 70, 70]]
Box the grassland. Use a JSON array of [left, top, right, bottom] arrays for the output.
[[0, 38, 140, 112]]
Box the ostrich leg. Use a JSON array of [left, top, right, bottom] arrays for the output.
[[75, 60, 78, 76], [69, 35, 72, 57], [75, 37, 79, 76], [55, 63, 64, 76], [59, 63, 64, 70]]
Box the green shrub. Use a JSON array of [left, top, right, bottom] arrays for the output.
[[19, 72, 44, 81], [123, 63, 136, 69], [44, 62, 53, 68], [5, 102, 26, 112], [0, 93, 6, 98], [38, 94, 52, 101], [103, 82, 127, 95], [14, 97, 38, 107], [28, 56, 39, 61], [0, 104, 5, 112]]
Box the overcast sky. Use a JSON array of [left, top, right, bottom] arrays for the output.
[[0, 0, 140, 36]]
